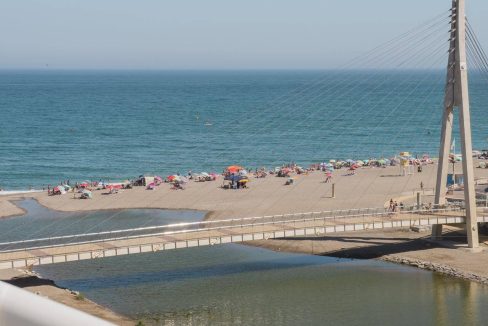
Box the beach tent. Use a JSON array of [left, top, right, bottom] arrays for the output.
[[238, 169, 248, 176], [80, 189, 92, 199], [143, 176, 155, 186], [53, 186, 66, 195]]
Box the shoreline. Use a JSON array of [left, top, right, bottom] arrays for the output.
[[0, 163, 458, 220]]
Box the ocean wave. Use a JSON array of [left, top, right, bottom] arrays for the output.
[[0, 190, 43, 196]]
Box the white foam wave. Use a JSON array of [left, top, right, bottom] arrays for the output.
[[0, 190, 43, 196]]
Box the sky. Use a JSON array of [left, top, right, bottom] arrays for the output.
[[0, 0, 487, 70]]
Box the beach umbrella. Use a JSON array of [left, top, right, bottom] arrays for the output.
[[168, 175, 181, 182], [226, 165, 243, 173]]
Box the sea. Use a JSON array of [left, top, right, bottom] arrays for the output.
[[1, 69, 488, 190]]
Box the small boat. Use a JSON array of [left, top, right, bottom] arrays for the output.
[[204, 121, 213, 126]]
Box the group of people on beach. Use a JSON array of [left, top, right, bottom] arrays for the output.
[[388, 199, 404, 212]]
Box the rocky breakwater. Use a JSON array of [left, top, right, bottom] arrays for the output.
[[382, 255, 488, 285]]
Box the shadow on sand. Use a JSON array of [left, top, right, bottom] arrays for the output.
[[274, 230, 475, 259]]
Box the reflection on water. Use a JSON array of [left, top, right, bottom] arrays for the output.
[[0, 199, 203, 243], [36, 244, 488, 326], [5, 200, 487, 325]]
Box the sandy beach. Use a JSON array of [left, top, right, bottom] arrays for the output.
[[3, 161, 488, 221]]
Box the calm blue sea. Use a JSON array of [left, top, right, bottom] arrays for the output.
[[1, 70, 487, 189]]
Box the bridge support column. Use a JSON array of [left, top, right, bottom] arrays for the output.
[[432, 0, 479, 248]]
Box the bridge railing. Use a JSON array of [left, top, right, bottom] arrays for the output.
[[0, 205, 465, 253]]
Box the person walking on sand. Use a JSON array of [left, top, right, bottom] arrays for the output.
[[389, 199, 394, 212], [325, 171, 332, 183]]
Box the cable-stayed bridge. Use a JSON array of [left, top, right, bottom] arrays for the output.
[[2, 0, 488, 270], [0, 204, 488, 269]]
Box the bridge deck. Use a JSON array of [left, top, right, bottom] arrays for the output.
[[1, 207, 486, 269]]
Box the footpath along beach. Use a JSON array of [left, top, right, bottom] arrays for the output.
[[1, 160, 488, 323]]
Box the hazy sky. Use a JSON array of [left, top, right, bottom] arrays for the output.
[[1, 0, 487, 69]]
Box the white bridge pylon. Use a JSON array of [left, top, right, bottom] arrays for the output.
[[433, 0, 479, 248]]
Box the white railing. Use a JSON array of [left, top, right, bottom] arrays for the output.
[[0, 281, 114, 326], [0, 206, 465, 253]]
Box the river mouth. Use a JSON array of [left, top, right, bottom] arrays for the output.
[[2, 199, 487, 325], [36, 244, 488, 326]]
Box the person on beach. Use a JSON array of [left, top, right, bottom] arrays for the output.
[[389, 199, 394, 211], [325, 171, 332, 183]]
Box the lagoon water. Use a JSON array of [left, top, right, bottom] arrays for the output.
[[1, 70, 488, 190], [2, 200, 487, 325]]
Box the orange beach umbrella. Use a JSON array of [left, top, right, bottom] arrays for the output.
[[226, 165, 243, 173]]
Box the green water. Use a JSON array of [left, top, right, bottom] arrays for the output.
[[35, 244, 488, 326]]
